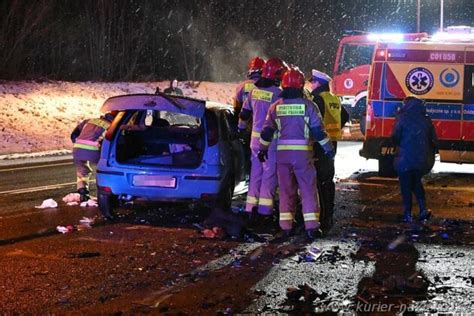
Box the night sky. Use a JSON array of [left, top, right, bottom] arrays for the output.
[[0, 0, 473, 81]]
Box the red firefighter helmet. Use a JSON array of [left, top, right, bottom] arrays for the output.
[[248, 57, 265, 70], [262, 58, 287, 80], [281, 68, 305, 89], [247, 57, 265, 72]]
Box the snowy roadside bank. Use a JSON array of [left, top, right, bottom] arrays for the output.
[[0, 80, 237, 156]]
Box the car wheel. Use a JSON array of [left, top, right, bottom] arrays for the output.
[[355, 96, 367, 135], [98, 191, 118, 219]]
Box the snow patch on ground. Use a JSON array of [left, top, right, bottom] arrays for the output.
[[0, 80, 237, 155]]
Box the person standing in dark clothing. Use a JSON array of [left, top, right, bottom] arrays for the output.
[[392, 96, 438, 222], [163, 79, 183, 96], [309, 70, 349, 233]]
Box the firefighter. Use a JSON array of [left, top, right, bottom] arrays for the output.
[[309, 69, 349, 232], [258, 68, 335, 239], [238, 58, 287, 220], [163, 79, 183, 96], [392, 96, 438, 222], [233, 57, 265, 117], [71, 111, 118, 202]]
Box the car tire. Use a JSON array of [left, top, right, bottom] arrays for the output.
[[355, 96, 367, 135], [98, 191, 118, 219]]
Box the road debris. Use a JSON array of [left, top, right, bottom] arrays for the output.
[[65, 252, 101, 258], [80, 199, 98, 207], [56, 225, 74, 234], [35, 198, 58, 209], [202, 227, 226, 239], [79, 217, 94, 228], [387, 235, 406, 250], [62, 193, 80, 205]]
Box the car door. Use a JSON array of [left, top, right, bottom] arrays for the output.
[[222, 111, 248, 184]]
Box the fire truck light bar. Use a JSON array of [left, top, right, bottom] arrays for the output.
[[367, 33, 404, 43]]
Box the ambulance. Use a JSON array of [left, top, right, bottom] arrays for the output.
[[360, 39, 474, 175]]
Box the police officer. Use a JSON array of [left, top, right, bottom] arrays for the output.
[[238, 58, 287, 220], [71, 111, 118, 202], [233, 57, 265, 117], [309, 69, 349, 233], [392, 96, 438, 222], [258, 68, 335, 239]]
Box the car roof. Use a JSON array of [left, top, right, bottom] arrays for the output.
[[101, 93, 231, 118], [100, 92, 233, 117]]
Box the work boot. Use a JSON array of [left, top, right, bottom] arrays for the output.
[[402, 211, 413, 223], [306, 228, 323, 241], [272, 228, 294, 243], [78, 188, 90, 202], [419, 209, 432, 222]]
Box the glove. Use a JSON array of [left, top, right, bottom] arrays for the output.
[[325, 150, 335, 160], [257, 150, 268, 162]]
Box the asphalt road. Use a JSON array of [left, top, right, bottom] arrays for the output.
[[0, 142, 472, 314]]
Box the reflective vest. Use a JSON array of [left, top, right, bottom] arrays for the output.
[[319, 91, 342, 140]]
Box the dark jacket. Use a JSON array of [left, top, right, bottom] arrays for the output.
[[391, 98, 438, 172]]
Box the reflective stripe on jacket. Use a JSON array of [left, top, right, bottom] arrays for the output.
[[319, 91, 342, 140], [259, 98, 327, 151], [73, 118, 110, 151]]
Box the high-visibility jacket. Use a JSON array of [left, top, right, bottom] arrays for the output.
[[259, 97, 333, 155], [319, 91, 342, 140], [238, 84, 282, 149], [71, 118, 110, 151], [233, 77, 259, 114]]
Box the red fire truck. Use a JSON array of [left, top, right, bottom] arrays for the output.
[[360, 39, 474, 175], [332, 32, 428, 127]]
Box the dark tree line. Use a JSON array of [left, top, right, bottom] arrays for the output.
[[0, 0, 472, 81]]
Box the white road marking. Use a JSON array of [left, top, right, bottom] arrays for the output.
[[0, 162, 72, 172], [0, 180, 95, 196]]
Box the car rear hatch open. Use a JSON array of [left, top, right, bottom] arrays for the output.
[[101, 94, 209, 169]]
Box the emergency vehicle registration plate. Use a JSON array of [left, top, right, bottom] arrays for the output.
[[133, 175, 176, 188]]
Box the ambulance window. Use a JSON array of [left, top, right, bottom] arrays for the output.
[[463, 65, 474, 103], [337, 44, 374, 74]]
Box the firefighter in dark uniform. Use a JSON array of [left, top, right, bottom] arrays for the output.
[[309, 70, 349, 233], [71, 111, 118, 202]]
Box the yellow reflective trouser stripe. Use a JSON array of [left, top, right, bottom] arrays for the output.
[[280, 212, 293, 221], [251, 131, 261, 138], [318, 137, 330, 146], [74, 143, 100, 151], [246, 196, 258, 204], [260, 138, 270, 146], [259, 198, 273, 206], [277, 145, 312, 151], [275, 118, 281, 138], [304, 213, 319, 221], [304, 116, 310, 139]]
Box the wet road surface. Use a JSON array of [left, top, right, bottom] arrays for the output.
[[0, 142, 473, 314]]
